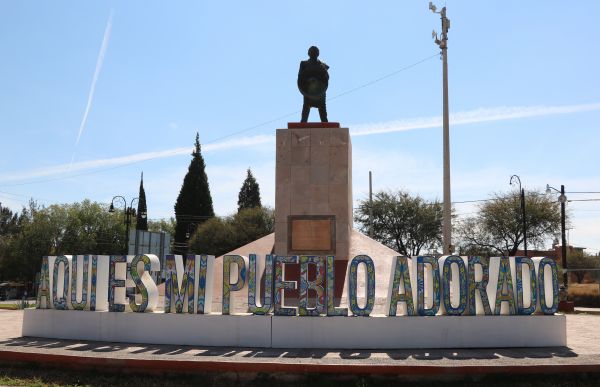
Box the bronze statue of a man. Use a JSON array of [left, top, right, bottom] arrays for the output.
[[297, 46, 329, 122]]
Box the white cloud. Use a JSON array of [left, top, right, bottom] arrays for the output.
[[2, 102, 599, 185], [0, 195, 28, 210], [0, 135, 274, 184], [351, 102, 600, 136], [204, 135, 274, 152]]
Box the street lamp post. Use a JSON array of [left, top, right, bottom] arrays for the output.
[[186, 223, 198, 253], [510, 175, 527, 256], [186, 223, 198, 240], [546, 184, 568, 303], [109, 196, 145, 254], [430, 2, 452, 254]]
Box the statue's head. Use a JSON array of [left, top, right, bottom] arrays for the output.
[[308, 46, 319, 59]]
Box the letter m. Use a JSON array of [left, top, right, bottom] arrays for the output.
[[164, 255, 195, 313]]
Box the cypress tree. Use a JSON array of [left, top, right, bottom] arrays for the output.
[[174, 133, 215, 252], [136, 172, 148, 231], [237, 168, 261, 212]]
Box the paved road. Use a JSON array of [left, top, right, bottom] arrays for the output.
[[1, 309, 600, 370], [0, 309, 22, 340]]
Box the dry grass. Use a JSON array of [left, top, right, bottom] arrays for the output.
[[569, 283, 600, 297], [569, 283, 600, 307]]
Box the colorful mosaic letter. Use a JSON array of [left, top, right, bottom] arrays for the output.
[[299, 256, 325, 316], [70, 255, 89, 310], [494, 256, 516, 315], [386, 256, 415, 316], [108, 255, 127, 312], [196, 255, 215, 314], [52, 255, 70, 310], [274, 255, 298, 316], [326, 256, 348, 316], [417, 256, 440, 316], [248, 254, 274, 315], [222, 255, 247, 315], [467, 256, 492, 316], [537, 257, 559, 315], [90, 255, 98, 311], [441, 255, 467, 316], [515, 256, 537, 315], [348, 255, 376, 317], [36, 256, 51, 309], [129, 254, 151, 313], [164, 255, 196, 314]]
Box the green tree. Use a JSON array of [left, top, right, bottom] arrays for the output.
[[59, 200, 125, 254], [148, 217, 176, 236], [231, 206, 274, 245], [0, 200, 125, 283], [136, 172, 148, 231], [354, 190, 443, 256], [189, 206, 274, 257], [237, 168, 261, 212], [189, 217, 236, 257], [0, 205, 20, 236], [456, 191, 561, 256], [174, 133, 215, 253], [0, 204, 23, 282]]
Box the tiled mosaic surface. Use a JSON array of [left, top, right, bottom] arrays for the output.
[[348, 255, 376, 317], [387, 256, 415, 316]]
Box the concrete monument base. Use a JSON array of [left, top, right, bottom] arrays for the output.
[[274, 123, 352, 260], [23, 309, 566, 349]]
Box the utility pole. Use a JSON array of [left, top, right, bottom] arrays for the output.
[[546, 183, 572, 311], [430, 2, 452, 254], [369, 171, 373, 238], [559, 185, 567, 294]]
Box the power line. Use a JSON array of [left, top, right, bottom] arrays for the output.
[[451, 194, 600, 205], [451, 198, 495, 204], [567, 191, 600, 194], [328, 54, 439, 102]]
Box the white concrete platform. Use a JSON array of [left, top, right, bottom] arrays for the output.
[[22, 309, 271, 347], [271, 315, 566, 349], [22, 309, 566, 349]]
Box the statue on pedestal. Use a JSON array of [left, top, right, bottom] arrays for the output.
[[298, 46, 329, 123]]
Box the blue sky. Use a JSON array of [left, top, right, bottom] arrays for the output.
[[0, 1, 599, 253]]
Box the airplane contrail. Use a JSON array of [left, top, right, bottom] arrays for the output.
[[2, 101, 599, 185], [70, 10, 113, 166], [351, 102, 600, 136]]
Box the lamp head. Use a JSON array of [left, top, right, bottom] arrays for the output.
[[109, 203, 115, 213], [545, 184, 551, 194], [429, 2, 437, 12]]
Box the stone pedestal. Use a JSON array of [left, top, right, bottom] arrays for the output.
[[274, 122, 352, 260]]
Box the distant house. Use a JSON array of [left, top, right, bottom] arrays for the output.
[[515, 245, 586, 262]]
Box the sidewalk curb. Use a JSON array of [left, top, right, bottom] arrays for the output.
[[573, 307, 600, 316], [1, 350, 600, 377]]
